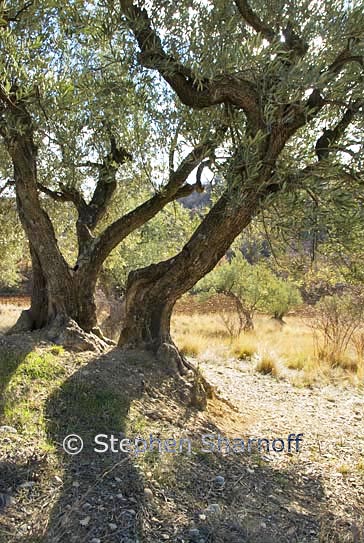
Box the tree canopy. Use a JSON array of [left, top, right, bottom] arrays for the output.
[[0, 0, 363, 362]]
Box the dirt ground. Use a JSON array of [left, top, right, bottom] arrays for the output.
[[0, 304, 363, 542]]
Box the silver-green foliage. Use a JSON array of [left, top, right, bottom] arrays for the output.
[[195, 253, 302, 325]]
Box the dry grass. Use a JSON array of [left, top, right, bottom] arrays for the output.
[[172, 311, 364, 386], [171, 313, 232, 359], [255, 351, 279, 376], [2, 296, 363, 387], [0, 303, 23, 334], [232, 333, 258, 359]]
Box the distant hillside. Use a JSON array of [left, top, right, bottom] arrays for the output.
[[178, 183, 212, 211]]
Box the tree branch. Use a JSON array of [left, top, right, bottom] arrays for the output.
[[37, 183, 74, 203], [233, 1, 308, 59], [233, 0, 275, 42], [78, 136, 132, 232], [0, 84, 19, 111], [315, 101, 363, 161], [39, 181, 87, 212], [327, 46, 363, 75], [196, 158, 214, 190], [89, 130, 224, 269], [0, 1, 33, 24], [119, 1, 262, 127]]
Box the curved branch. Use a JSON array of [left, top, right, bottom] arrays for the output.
[[234, 2, 308, 59], [233, 0, 275, 42], [119, 1, 262, 127], [83, 138, 132, 230], [328, 46, 363, 75], [89, 131, 224, 269], [37, 183, 75, 203], [315, 101, 363, 161]]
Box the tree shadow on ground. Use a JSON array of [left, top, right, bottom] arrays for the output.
[[1, 343, 362, 542], [0, 334, 47, 541], [40, 346, 354, 543]]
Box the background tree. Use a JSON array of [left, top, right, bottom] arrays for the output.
[[195, 253, 301, 333], [0, 192, 27, 289], [0, 0, 223, 340]]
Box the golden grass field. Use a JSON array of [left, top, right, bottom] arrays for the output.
[[1, 295, 363, 387], [0, 298, 29, 334], [172, 311, 364, 387]]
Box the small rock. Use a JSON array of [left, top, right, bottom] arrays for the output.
[[144, 487, 153, 500], [161, 535, 170, 540], [260, 521, 267, 529], [0, 493, 12, 509], [205, 503, 221, 515], [214, 476, 225, 487], [0, 425, 17, 434], [90, 539, 101, 543], [198, 513, 206, 521], [108, 523, 117, 531], [188, 527, 200, 541], [19, 481, 35, 489], [80, 517, 90, 527]]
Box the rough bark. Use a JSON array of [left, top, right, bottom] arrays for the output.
[[116, 0, 363, 371], [5, 109, 99, 337], [25, 243, 48, 330], [119, 186, 267, 370], [2, 86, 219, 341]]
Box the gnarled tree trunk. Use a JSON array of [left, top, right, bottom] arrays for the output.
[[14, 256, 99, 337], [119, 188, 266, 372], [4, 96, 217, 342], [5, 102, 102, 342]]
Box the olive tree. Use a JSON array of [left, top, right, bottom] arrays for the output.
[[0, 1, 221, 342], [195, 253, 301, 332], [115, 0, 363, 372]]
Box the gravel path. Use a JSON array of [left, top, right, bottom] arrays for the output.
[[201, 357, 364, 540]]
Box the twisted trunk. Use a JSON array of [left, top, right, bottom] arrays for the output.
[[5, 107, 101, 337], [12, 174, 99, 334], [28, 242, 48, 329], [15, 246, 98, 334], [119, 187, 266, 371], [6, 101, 216, 339]]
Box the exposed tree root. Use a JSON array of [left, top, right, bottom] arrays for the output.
[[146, 340, 236, 411], [45, 317, 109, 352], [8, 313, 109, 353], [91, 326, 116, 347]]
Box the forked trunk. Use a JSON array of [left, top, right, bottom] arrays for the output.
[[28, 242, 49, 329], [6, 107, 100, 341], [13, 248, 98, 336]]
